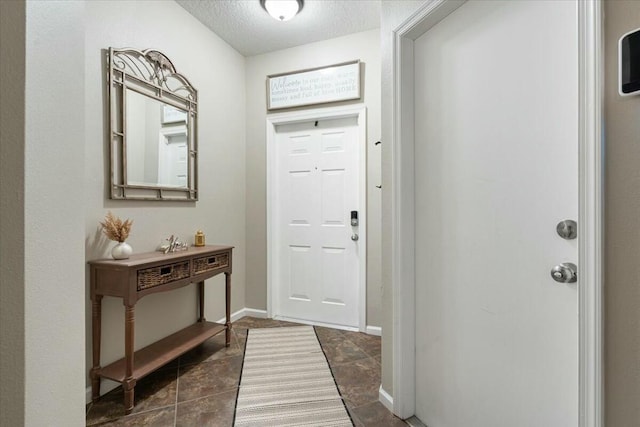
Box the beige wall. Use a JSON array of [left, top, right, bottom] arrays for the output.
[[0, 0, 26, 425], [83, 0, 247, 394], [604, 1, 640, 425], [244, 29, 383, 327]]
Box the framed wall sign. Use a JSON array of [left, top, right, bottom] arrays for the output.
[[267, 60, 361, 110]]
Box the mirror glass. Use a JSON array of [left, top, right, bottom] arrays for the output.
[[125, 90, 189, 188], [108, 47, 198, 201]]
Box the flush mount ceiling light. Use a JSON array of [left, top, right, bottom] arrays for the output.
[[260, 0, 304, 22]]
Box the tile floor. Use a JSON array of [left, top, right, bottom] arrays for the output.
[[85, 317, 407, 426]]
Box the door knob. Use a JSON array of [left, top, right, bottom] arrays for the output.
[[550, 262, 577, 283], [351, 234, 359, 241]]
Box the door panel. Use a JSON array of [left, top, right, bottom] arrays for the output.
[[275, 117, 360, 327], [289, 245, 312, 300], [414, 1, 578, 426], [321, 169, 346, 225]]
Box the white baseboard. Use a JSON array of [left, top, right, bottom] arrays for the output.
[[405, 416, 427, 427], [242, 308, 268, 319], [366, 325, 382, 336], [379, 385, 394, 413], [215, 307, 266, 324]]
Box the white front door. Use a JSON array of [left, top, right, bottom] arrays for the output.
[[413, 1, 578, 426], [273, 117, 362, 328]]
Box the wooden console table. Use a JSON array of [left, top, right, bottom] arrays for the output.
[[89, 245, 233, 414]]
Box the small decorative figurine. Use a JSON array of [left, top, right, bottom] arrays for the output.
[[158, 235, 188, 254]]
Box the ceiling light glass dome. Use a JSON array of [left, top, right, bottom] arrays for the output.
[[261, 0, 303, 22]]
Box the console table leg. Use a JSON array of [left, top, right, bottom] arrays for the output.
[[91, 294, 103, 401], [123, 379, 136, 415], [124, 304, 135, 413], [198, 281, 205, 322], [225, 272, 231, 347]]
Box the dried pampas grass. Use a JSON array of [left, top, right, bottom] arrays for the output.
[[100, 211, 133, 242]]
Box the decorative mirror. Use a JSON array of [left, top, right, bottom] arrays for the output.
[[108, 47, 198, 201]]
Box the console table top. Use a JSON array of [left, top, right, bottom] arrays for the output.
[[89, 245, 234, 267]]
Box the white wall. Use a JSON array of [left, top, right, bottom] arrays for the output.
[[380, 0, 427, 396], [83, 0, 247, 394], [25, 0, 86, 424], [244, 29, 383, 327]]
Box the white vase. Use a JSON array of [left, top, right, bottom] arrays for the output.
[[111, 241, 132, 260]]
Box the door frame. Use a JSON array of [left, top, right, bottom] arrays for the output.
[[266, 104, 368, 332], [390, 0, 604, 425]]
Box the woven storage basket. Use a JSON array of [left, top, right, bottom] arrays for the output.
[[137, 261, 190, 291], [193, 253, 229, 275]]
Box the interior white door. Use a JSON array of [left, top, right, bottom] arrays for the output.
[[413, 1, 578, 426], [158, 129, 188, 187], [274, 117, 361, 328]]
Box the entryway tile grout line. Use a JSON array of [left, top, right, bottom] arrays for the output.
[[173, 357, 180, 427]]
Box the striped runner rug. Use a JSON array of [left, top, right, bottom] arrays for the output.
[[233, 326, 354, 427]]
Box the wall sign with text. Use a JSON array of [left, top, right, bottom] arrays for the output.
[[267, 61, 361, 110]]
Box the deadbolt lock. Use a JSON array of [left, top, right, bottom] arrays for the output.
[[556, 220, 577, 240]]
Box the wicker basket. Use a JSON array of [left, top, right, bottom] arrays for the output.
[[193, 253, 229, 275], [137, 261, 190, 291]]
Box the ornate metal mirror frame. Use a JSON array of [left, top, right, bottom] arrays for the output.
[[108, 47, 198, 201]]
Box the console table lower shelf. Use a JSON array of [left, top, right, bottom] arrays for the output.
[[98, 321, 225, 383]]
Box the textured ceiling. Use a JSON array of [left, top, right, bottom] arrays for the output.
[[176, 0, 381, 57]]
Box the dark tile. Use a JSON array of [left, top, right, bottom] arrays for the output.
[[320, 335, 370, 366], [338, 383, 381, 410], [177, 355, 243, 402], [179, 333, 242, 367], [350, 401, 408, 426], [86, 389, 127, 424], [232, 316, 282, 330], [86, 368, 178, 425], [341, 331, 381, 358], [344, 403, 365, 427], [331, 358, 381, 408], [175, 389, 237, 427], [92, 406, 175, 426], [232, 326, 248, 339], [314, 326, 347, 341], [232, 327, 247, 346], [276, 319, 304, 327], [337, 355, 381, 383], [161, 356, 182, 371]]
